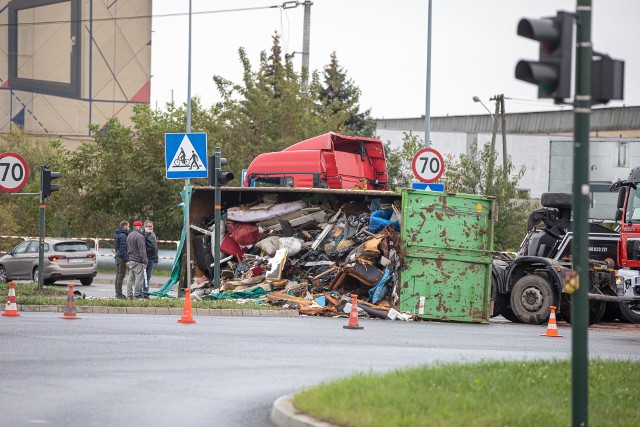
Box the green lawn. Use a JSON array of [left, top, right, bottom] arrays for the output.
[[1, 283, 281, 310], [293, 359, 640, 427]]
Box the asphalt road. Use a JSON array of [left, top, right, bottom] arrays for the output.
[[2, 313, 639, 426]]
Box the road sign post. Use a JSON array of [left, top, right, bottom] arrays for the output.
[[411, 147, 445, 183], [165, 133, 208, 293]]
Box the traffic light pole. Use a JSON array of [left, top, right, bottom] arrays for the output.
[[572, 1, 591, 426], [213, 148, 221, 291], [38, 166, 45, 292]]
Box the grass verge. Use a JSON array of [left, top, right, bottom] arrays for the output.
[[1, 283, 282, 311], [293, 359, 640, 427]]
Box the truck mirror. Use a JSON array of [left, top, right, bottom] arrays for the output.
[[615, 209, 623, 222], [617, 186, 627, 209]]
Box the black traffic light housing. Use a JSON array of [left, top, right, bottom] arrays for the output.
[[41, 166, 61, 198], [515, 11, 573, 102], [591, 52, 625, 105], [208, 154, 234, 187]]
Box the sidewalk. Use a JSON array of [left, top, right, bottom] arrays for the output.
[[94, 272, 167, 288]]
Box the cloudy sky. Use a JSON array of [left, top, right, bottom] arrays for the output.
[[150, 0, 639, 119]]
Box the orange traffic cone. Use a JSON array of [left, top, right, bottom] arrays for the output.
[[343, 294, 363, 330], [2, 282, 20, 317], [541, 305, 562, 337], [60, 284, 80, 320], [178, 288, 196, 324]]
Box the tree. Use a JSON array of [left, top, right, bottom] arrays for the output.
[[211, 34, 350, 183], [385, 132, 423, 190], [320, 52, 376, 137]]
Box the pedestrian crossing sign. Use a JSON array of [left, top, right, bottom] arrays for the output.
[[165, 133, 208, 179]]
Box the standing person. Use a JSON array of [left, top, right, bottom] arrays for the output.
[[126, 221, 148, 299], [114, 221, 130, 299], [143, 220, 158, 298]]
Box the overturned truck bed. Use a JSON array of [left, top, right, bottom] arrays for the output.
[[187, 187, 495, 323]]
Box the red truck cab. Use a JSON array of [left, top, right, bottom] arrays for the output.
[[244, 132, 388, 190]]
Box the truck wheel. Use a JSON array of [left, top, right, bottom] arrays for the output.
[[510, 275, 557, 324], [600, 301, 622, 322], [618, 301, 640, 323], [500, 306, 522, 323], [491, 278, 507, 318], [558, 294, 606, 325]]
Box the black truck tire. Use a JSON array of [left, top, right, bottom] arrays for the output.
[[193, 234, 214, 279], [558, 294, 606, 325], [540, 193, 572, 209], [618, 301, 640, 323], [510, 275, 557, 324]]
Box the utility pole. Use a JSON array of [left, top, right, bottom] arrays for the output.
[[424, 0, 432, 148], [301, 1, 313, 90], [499, 94, 508, 182], [485, 97, 500, 195], [572, 1, 592, 425]]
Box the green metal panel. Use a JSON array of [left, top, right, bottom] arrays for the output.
[[399, 190, 495, 323]]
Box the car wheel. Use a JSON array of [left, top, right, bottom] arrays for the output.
[[80, 278, 93, 286], [0, 266, 7, 283], [32, 267, 39, 283], [510, 275, 557, 324]]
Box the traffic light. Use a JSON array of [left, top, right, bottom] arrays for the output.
[[208, 154, 234, 187], [591, 52, 624, 105], [41, 166, 61, 198], [515, 11, 573, 102]]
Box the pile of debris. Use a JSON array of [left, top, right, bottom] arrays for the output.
[[190, 193, 410, 321]]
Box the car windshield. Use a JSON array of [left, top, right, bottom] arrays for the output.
[[625, 186, 640, 223], [54, 242, 90, 252]]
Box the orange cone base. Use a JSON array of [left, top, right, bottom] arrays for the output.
[[2, 311, 20, 317], [60, 313, 80, 320], [178, 317, 196, 324], [541, 331, 563, 337], [343, 325, 363, 330]]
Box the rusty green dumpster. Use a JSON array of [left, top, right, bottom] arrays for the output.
[[399, 190, 495, 323]]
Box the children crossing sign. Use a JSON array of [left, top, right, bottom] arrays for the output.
[[165, 133, 208, 179]]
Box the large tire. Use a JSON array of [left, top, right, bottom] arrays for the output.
[[500, 305, 522, 323], [510, 275, 558, 324], [558, 294, 606, 325], [600, 301, 623, 322], [32, 267, 39, 283], [80, 278, 93, 286], [541, 193, 572, 209], [491, 277, 507, 318], [618, 301, 640, 323]]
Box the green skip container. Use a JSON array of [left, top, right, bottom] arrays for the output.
[[399, 190, 496, 323]]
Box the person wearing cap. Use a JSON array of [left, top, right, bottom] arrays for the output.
[[126, 220, 148, 299]]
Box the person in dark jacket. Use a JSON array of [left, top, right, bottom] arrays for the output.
[[113, 220, 130, 299], [126, 221, 148, 299], [143, 220, 159, 297]]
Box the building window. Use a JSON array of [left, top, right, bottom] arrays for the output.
[[8, 0, 81, 99], [617, 141, 630, 168]]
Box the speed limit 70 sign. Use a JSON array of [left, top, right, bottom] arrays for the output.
[[0, 152, 29, 193], [411, 148, 445, 183]]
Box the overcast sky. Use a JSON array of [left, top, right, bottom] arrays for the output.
[[150, 0, 639, 119]]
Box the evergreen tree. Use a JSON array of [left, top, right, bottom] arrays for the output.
[[320, 52, 376, 137]]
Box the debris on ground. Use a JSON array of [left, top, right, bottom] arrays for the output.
[[189, 193, 412, 320]]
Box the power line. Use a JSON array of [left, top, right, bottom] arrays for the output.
[[0, 3, 289, 28]]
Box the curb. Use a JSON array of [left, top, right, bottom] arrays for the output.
[[17, 304, 299, 317], [270, 395, 339, 427]]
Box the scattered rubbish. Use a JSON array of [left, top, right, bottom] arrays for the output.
[[188, 192, 415, 322]]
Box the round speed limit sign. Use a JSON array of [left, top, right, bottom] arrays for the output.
[[0, 152, 29, 193], [411, 148, 445, 183]]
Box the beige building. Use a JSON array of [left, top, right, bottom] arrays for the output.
[[0, 0, 151, 135]]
